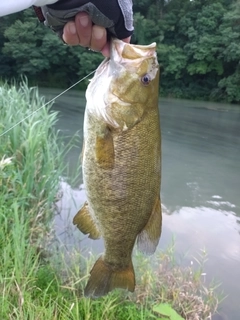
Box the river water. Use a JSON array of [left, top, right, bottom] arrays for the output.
[[42, 88, 240, 320]]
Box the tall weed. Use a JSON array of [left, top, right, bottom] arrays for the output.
[[0, 81, 66, 319]]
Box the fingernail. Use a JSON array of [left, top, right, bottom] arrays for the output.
[[94, 27, 105, 40], [79, 15, 89, 27], [69, 23, 76, 35]]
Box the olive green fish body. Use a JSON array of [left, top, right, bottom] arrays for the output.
[[73, 40, 162, 298]]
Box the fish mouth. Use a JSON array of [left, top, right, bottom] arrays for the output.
[[110, 39, 157, 61]]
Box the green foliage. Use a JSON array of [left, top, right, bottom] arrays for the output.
[[76, 50, 104, 80], [1, 10, 84, 87], [132, 0, 239, 102], [215, 0, 240, 102], [157, 44, 187, 79], [34, 266, 59, 298], [0, 81, 69, 319], [153, 303, 184, 320], [0, 81, 63, 210], [217, 66, 240, 102]]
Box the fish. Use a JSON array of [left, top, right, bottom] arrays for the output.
[[73, 39, 162, 298]]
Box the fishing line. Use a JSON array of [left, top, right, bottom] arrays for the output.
[[0, 69, 96, 137]]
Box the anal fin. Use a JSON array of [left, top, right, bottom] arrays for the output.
[[73, 202, 101, 240], [84, 256, 135, 298], [137, 196, 162, 255]]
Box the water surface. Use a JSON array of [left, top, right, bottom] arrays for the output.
[[42, 88, 240, 320]]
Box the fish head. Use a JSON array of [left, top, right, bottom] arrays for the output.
[[86, 39, 159, 129], [109, 39, 159, 107]]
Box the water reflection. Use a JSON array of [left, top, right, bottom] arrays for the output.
[[164, 205, 239, 262]]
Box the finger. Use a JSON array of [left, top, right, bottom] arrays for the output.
[[101, 42, 110, 57], [91, 25, 107, 52], [62, 21, 79, 45], [75, 12, 92, 47], [122, 36, 131, 44]]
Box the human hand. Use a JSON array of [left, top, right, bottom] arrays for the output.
[[62, 12, 131, 57], [41, 0, 133, 57]]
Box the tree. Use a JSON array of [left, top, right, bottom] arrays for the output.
[[216, 0, 240, 102], [0, 15, 18, 78]]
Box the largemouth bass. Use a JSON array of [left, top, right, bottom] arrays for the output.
[[73, 39, 162, 298]]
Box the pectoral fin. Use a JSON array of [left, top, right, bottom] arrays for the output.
[[95, 127, 114, 169], [137, 196, 162, 255], [73, 202, 101, 239]]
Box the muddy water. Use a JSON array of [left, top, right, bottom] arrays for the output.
[[42, 88, 240, 320]]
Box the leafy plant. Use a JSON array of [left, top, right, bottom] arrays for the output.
[[153, 303, 184, 320]]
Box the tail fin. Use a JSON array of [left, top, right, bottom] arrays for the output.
[[84, 256, 135, 298]]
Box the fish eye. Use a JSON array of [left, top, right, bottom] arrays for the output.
[[141, 74, 151, 86]]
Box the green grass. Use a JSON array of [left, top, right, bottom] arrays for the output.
[[0, 81, 221, 320], [0, 80, 67, 319]]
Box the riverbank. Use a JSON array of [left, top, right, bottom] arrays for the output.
[[0, 82, 220, 319]]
